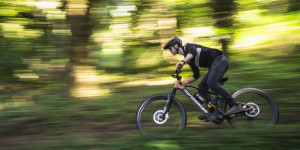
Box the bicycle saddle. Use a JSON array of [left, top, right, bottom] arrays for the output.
[[219, 77, 228, 85]]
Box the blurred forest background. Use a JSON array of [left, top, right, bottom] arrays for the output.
[[0, 0, 300, 149]]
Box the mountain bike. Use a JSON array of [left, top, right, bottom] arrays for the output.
[[136, 71, 279, 137]]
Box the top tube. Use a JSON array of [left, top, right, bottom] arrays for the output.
[[172, 70, 218, 96]]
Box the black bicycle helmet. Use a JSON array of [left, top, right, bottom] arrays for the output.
[[163, 37, 182, 49]]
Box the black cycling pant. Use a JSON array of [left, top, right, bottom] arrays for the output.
[[197, 55, 235, 105]]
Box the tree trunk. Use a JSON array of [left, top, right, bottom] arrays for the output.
[[209, 0, 236, 56]]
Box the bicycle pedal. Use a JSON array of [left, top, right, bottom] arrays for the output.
[[198, 116, 209, 122]]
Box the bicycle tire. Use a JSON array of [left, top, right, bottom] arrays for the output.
[[136, 94, 187, 138], [227, 88, 279, 129]]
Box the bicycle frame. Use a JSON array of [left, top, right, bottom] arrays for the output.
[[161, 73, 255, 121], [162, 73, 221, 118], [162, 81, 209, 116]]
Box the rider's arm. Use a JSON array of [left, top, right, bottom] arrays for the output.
[[184, 53, 193, 62], [176, 53, 194, 70], [184, 76, 196, 84], [183, 63, 199, 85]]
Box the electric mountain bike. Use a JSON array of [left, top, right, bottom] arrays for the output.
[[136, 71, 279, 137]]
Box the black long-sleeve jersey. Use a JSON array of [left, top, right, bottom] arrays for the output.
[[183, 43, 222, 80]]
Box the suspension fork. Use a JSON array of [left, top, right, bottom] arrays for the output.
[[162, 87, 177, 118]]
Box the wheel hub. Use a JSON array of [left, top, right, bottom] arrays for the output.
[[245, 102, 260, 117], [153, 110, 169, 124]]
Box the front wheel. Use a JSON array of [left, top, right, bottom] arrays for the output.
[[227, 88, 279, 129], [136, 94, 187, 138]]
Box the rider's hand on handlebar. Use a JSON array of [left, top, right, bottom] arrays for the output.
[[176, 62, 184, 71]]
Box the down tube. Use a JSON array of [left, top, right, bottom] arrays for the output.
[[180, 88, 209, 115]]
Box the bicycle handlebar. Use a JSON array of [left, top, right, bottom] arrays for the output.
[[175, 70, 181, 74], [171, 70, 182, 81]]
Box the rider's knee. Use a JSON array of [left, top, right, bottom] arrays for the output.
[[207, 80, 219, 90]]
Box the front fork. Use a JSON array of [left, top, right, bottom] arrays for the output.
[[161, 87, 177, 119]]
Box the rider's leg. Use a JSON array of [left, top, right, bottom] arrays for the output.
[[197, 73, 214, 104], [206, 55, 238, 106], [206, 55, 244, 116], [197, 73, 216, 121]]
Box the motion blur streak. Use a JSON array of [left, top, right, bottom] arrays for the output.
[[0, 0, 299, 149]]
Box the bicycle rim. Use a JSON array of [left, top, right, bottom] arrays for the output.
[[136, 95, 186, 138], [228, 88, 279, 129]]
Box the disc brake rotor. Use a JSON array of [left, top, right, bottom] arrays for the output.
[[153, 110, 169, 124], [245, 102, 260, 118]]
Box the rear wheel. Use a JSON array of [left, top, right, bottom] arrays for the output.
[[227, 88, 279, 129], [136, 94, 187, 138]]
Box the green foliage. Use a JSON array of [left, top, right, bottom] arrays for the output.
[[0, 0, 299, 149], [0, 2, 47, 80]]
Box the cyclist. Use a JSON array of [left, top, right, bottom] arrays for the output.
[[163, 37, 244, 117]]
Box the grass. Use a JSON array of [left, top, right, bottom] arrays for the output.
[[1, 60, 299, 149]]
